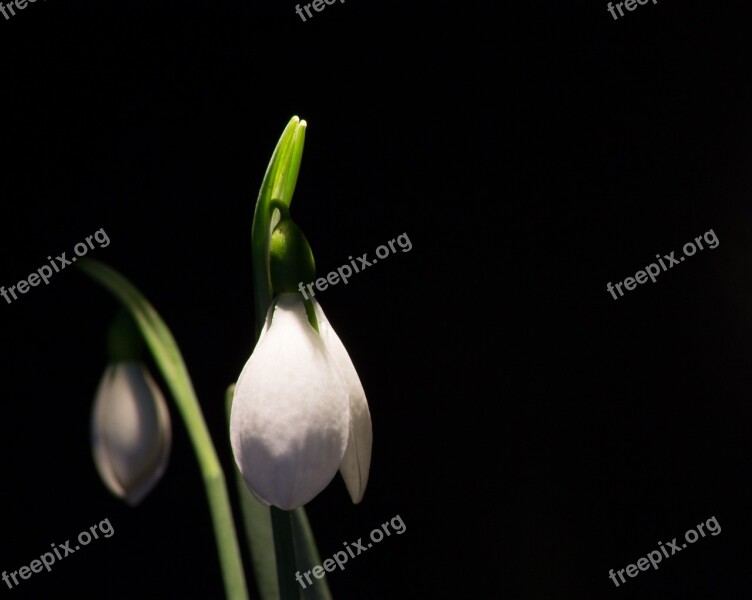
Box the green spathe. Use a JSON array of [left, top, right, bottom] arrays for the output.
[[107, 310, 145, 362], [270, 213, 316, 295], [251, 117, 307, 338]]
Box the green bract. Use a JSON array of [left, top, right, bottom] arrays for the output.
[[269, 207, 316, 296], [251, 117, 307, 337], [107, 310, 145, 362]]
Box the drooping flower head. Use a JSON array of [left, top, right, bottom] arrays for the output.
[[230, 204, 372, 510], [91, 361, 172, 505], [91, 312, 172, 505]]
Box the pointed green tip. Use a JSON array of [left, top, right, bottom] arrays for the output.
[[272, 117, 307, 207], [252, 116, 309, 337]]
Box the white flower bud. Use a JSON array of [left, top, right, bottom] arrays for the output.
[[91, 362, 172, 506]]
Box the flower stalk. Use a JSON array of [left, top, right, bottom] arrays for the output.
[[249, 117, 309, 600], [78, 258, 249, 600]]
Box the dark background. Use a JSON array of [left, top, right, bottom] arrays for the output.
[[2, 0, 752, 598]]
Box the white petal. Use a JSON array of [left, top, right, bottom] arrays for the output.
[[91, 362, 172, 506], [314, 301, 373, 504], [231, 294, 350, 510]]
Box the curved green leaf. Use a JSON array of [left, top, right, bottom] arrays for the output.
[[78, 258, 249, 600]]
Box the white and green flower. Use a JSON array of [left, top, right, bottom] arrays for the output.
[[230, 293, 372, 510]]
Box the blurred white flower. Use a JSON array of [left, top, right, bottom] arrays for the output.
[[91, 361, 172, 506], [230, 293, 372, 510]]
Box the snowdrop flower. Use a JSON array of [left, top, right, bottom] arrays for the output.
[[91, 361, 172, 506], [230, 293, 372, 510]]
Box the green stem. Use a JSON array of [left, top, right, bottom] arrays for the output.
[[77, 258, 249, 600], [271, 508, 299, 599], [204, 472, 250, 600]]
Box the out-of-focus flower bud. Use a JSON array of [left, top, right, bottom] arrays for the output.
[[91, 361, 172, 506]]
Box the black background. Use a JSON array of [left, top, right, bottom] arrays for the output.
[[2, 0, 752, 598]]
